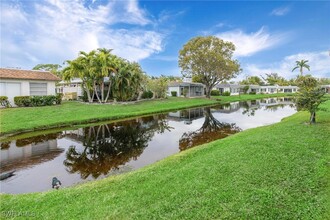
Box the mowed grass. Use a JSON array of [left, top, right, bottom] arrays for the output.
[[0, 94, 292, 135], [1, 101, 329, 220]]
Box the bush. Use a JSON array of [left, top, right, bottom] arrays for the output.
[[14, 95, 60, 107], [0, 96, 11, 108], [55, 93, 63, 104], [171, 91, 177, 97], [211, 90, 220, 96], [0, 96, 8, 102], [141, 90, 153, 99], [249, 91, 256, 95], [223, 91, 231, 96], [14, 96, 31, 107]]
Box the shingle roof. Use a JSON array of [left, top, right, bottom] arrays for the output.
[[168, 82, 205, 87], [0, 68, 60, 81]]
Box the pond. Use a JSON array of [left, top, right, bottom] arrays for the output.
[[0, 97, 296, 194]]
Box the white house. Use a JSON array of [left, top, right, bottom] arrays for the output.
[[216, 84, 298, 96], [168, 78, 205, 97], [56, 78, 84, 100], [0, 68, 60, 105]]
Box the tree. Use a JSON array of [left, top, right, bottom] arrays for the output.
[[292, 59, 310, 76], [296, 76, 326, 124], [147, 76, 168, 99], [262, 73, 289, 86], [240, 76, 264, 85], [33, 64, 62, 78], [179, 36, 241, 98]]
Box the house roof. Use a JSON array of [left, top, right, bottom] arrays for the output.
[[216, 84, 242, 89], [0, 68, 60, 81], [168, 82, 205, 87]]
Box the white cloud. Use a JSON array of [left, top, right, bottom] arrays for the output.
[[244, 51, 330, 79], [270, 6, 290, 16], [216, 27, 289, 57], [0, 0, 164, 69]]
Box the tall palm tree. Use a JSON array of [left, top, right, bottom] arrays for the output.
[[292, 59, 310, 75]]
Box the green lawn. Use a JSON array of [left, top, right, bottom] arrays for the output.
[[1, 101, 329, 219], [0, 94, 293, 135]]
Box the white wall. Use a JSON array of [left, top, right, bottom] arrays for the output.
[[168, 86, 181, 96], [0, 79, 57, 105]]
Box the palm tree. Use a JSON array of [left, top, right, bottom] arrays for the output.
[[292, 59, 310, 75]]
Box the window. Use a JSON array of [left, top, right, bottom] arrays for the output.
[[30, 83, 47, 96]]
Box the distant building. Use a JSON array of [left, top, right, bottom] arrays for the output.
[[321, 85, 330, 94], [168, 78, 205, 97], [215, 84, 298, 96], [56, 78, 84, 100], [0, 68, 60, 105]]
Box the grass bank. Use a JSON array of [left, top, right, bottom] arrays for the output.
[[1, 101, 329, 219], [0, 94, 293, 135]]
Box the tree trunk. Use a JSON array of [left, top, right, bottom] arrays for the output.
[[101, 82, 104, 103], [93, 81, 102, 103], [137, 91, 143, 101], [310, 111, 316, 124], [104, 81, 112, 103], [205, 86, 211, 99], [83, 83, 93, 103]]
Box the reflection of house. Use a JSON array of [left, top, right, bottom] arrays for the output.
[[168, 78, 205, 97], [0, 68, 60, 105], [215, 84, 298, 96], [0, 139, 63, 172], [215, 102, 240, 113], [168, 108, 204, 123], [259, 98, 279, 107]]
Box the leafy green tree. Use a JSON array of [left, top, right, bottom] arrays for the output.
[[296, 76, 326, 124], [292, 59, 310, 76], [33, 64, 62, 78], [179, 36, 241, 98], [262, 73, 289, 86], [240, 76, 264, 85], [147, 76, 168, 99]]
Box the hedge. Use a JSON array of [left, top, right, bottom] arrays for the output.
[[142, 90, 153, 99], [0, 96, 11, 108], [223, 91, 231, 96], [14, 94, 62, 107], [211, 90, 220, 96]]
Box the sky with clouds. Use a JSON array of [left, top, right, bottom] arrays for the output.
[[1, 0, 329, 80]]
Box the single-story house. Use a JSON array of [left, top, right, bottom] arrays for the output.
[[56, 78, 84, 100], [215, 84, 242, 95], [0, 68, 60, 105], [168, 81, 205, 97], [216, 84, 299, 96], [321, 85, 330, 94]]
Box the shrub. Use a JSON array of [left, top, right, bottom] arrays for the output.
[[141, 90, 153, 99], [14, 95, 60, 107], [55, 93, 63, 104], [249, 91, 256, 95], [0, 96, 11, 108], [211, 90, 220, 96], [171, 91, 177, 97], [14, 96, 31, 107], [223, 91, 231, 96], [243, 85, 249, 94]]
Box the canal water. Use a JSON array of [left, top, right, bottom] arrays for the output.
[[0, 98, 296, 194]]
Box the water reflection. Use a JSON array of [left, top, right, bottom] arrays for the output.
[[64, 116, 172, 179], [179, 108, 241, 151], [0, 98, 296, 194]]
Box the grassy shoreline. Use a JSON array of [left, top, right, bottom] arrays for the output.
[[0, 93, 293, 136], [1, 100, 329, 219]]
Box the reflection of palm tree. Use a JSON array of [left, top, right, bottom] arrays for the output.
[[179, 108, 241, 151], [64, 116, 172, 179]]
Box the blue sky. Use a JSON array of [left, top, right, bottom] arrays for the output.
[[1, 0, 330, 80]]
